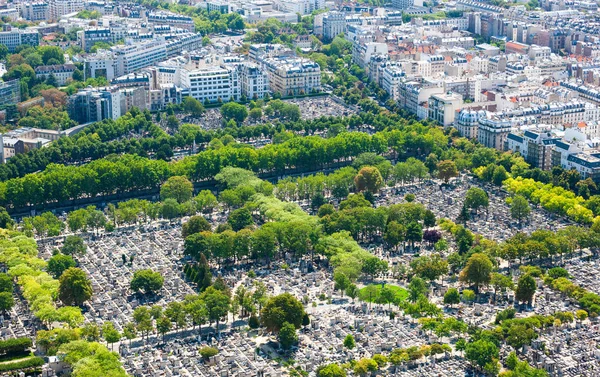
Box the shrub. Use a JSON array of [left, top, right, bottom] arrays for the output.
[[0, 356, 43, 372], [0, 338, 33, 355], [199, 346, 219, 360]]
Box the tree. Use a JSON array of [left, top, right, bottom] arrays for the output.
[[0, 207, 14, 229], [465, 339, 499, 370], [62, 235, 86, 256], [261, 293, 305, 332], [457, 203, 470, 225], [462, 289, 476, 302], [354, 166, 384, 193], [0, 274, 12, 293], [343, 334, 355, 349], [160, 176, 193, 203], [201, 286, 230, 333], [437, 160, 458, 183], [130, 269, 164, 294], [249, 107, 262, 120], [333, 272, 350, 296], [39, 46, 65, 64], [443, 288, 460, 306], [166, 115, 179, 129], [196, 190, 218, 212], [72, 68, 84, 82], [47, 253, 76, 278], [492, 165, 508, 186], [317, 364, 346, 377], [361, 257, 388, 280], [156, 316, 172, 342], [58, 267, 93, 306], [408, 276, 428, 302], [278, 322, 298, 350], [405, 222, 423, 249], [459, 253, 493, 294], [133, 306, 153, 340], [346, 283, 359, 302], [302, 313, 310, 328], [0, 45, 7, 60], [122, 323, 136, 345], [182, 215, 211, 238], [384, 221, 405, 250], [161, 198, 180, 219], [510, 195, 531, 226], [410, 255, 447, 282], [464, 187, 489, 213], [227, 208, 253, 231], [102, 322, 121, 351], [81, 323, 100, 341], [221, 102, 248, 123], [490, 273, 514, 301], [515, 274, 536, 306], [182, 96, 205, 116], [423, 210, 436, 228], [0, 292, 14, 314]]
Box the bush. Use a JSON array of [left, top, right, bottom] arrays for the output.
[[494, 308, 516, 324], [248, 315, 260, 329], [0, 338, 33, 355], [0, 356, 43, 372], [199, 346, 219, 360]]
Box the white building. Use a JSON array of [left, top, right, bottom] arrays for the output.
[[35, 64, 76, 86], [182, 66, 240, 103], [239, 63, 269, 100], [49, 0, 83, 21], [321, 11, 345, 40], [380, 64, 405, 101]]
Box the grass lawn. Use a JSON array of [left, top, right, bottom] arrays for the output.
[[358, 284, 408, 305]]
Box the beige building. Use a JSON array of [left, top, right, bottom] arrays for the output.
[[263, 57, 321, 97]]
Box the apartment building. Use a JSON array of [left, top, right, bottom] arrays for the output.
[[0, 28, 39, 52], [49, 0, 84, 20], [147, 12, 194, 32], [428, 92, 463, 127], [20, 2, 49, 21], [477, 115, 512, 151], [262, 57, 321, 97], [35, 64, 76, 86], [380, 64, 405, 101], [321, 11, 345, 40], [239, 63, 269, 100], [0, 80, 20, 108], [182, 65, 240, 103], [68, 87, 121, 124], [506, 129, 559, 170]]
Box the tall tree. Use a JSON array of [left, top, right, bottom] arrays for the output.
[[459, 253, 493, 294], [354, 166, 384, 194], [464, 187, 489, 213], [58, 267, 93, 306], [510, 195, 531, 226], [515, 274, 536, 306], [437, 160, 458, 183], [160, 176, 193, 203], [261, 293, 305, 332]]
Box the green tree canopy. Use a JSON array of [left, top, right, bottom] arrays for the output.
[[59, 267, 93, 306], [130, 269, 164, 294], [261, 293, 305, 332]]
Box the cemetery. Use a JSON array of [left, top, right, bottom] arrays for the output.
[[0, 165, 599, 377]]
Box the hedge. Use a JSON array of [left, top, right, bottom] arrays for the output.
[[0, 338, 32, 355], [0, 356, 44, 372]]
